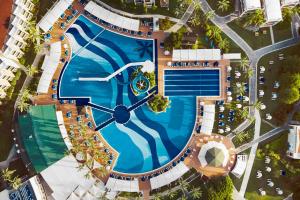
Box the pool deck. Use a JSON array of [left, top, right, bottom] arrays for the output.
[[32, 0, 236, 196]]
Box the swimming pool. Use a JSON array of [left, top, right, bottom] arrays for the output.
[[164, 69, 220, 97], [59, 15, 196, 174]]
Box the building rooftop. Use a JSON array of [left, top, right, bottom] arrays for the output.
[[242, 0, 261, 11], [0, 0, 13, 49], [264, 0, 283, 23], [281, 0, 300, 6]]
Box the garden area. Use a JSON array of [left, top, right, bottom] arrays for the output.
[[206, 0, 235, 17], [100, 0, 188, 18], [245, 132, 300, 200], [257, 44, 300, 126]]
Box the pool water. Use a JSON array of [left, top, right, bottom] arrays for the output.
[[59, 15, 196, 174]]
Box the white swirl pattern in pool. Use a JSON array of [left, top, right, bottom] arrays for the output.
[[59, 15, 196, 174]]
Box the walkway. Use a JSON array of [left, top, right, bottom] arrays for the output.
[[166, 3, 195, 33]]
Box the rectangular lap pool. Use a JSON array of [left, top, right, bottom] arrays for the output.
[[164, 69, 220, 96]]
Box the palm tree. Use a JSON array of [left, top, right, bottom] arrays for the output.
[[251, 101, 263, 111], [27, 65, 38, 77], [244, 9, 265, 27], [240, 57, 250, 71], [11, 177, 22, 190], [190, 15, 201, 27], [178, 178, 189, 197], [34, 43, 43, 53], [96, 166, 108, 178], [17, 100, 30, 112], [27, 20, 42, 45], [153, 193, 162, 200], [167, 189, 177, 199], [282, 6, 300, 21], [218, 38, 230, 52], [238, 107, 249, 120], [217, 0, 230, 12], [1, 168, 15, 182], [244, 67, 253, 78], [190, 187, 202, 199], [233, 84, 246, 96], [205, 10, 215, 21], [194, 1, 202, 13], [205, 25, 222, 41]]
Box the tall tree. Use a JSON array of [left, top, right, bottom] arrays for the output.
[[244, 9, 265, 27], [217, 0, 230, 12]]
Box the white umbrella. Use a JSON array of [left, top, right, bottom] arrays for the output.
[[260, 104, 266, 110], [218, 129, 224, 134], [227, 66, 232, 72], [219, 106, 225, 112], [267, 181, 274, 187], [260, 66, 265, 72], [272, 93, 278, 99], [167, 61, 172, 66], [236, 104, 242, 108], [276, 189, 283, 195], [99, 142, 104, 147], [256, 172, 262, 178], [266, 114, 272, 120], [225, 126, 231, 132], [235, 71, 241, 77], [236, 82, 241, 88], [243, 96, 249, 101], [260, 190, 266, 196], [227, 91, 232, 96], [164, 50, 170, 56], [259, 90, 264, 97], [274, 81, 280, 88], [266, 166, 271, 172], [227, 96, 233, 101]]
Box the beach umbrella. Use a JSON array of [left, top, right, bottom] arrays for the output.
[[266, 166, 271, 172], [260, 190, 266, 196], [219, 106, 225, 112], [218, 129, 224, 134], [274, 81, 280, 88], [227, 96, 232, 101], [267, 181, 274, 187], [236, 82, 241, 87], [260, 66, 265, 72], [235, 71, 241, 77], [227, 91, 232, 96], [266, 113, 272, 120], [236, 104, 242, 109], [272, 93, 278, 99], [259, 90, 264, 97], [225, 126, 231, 132], [243, 96, 249, 101], [260, 104, 266, 110], [227, 66, 232, 72]]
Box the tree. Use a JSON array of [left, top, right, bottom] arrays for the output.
[[218, 38, 230, 52], [27, 20, 42, 45], [11, 177, 22, 190], [27, 65, 38, 77], [178, 178, 189, 197], [194, 1, 202, 13], [280, 87, 300, 104], [190, 14, 201, 27], [164, 32, 184, 51], [233, 84, 246, 96], [167, 189, 177, 199], [205, 25, 222, 41], [290, 73, 300, 88], [17, 100, 30, 112], [217, 0, 230, 12], [251, 101, 263, 111], [190, 187, 202, 199], [148, 94, 170, 112], [282, 6, 300, 21], [244, 9, 265, 27], [244, 67, 253, 78], [238, 107, 249, 120], [1, 168, 15, 182], [206, 176, 233, 200], [153, 193, 162, 200], [205, 10, 215, 21], [240, 57, 250, 71], [192, 37, 204, 49]]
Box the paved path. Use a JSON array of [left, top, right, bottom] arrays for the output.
[[166, 3, 195, 33], [236, 126, 287, 154]]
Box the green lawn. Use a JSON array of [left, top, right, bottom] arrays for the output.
[[273, 21, 293, 43], [246, 133, 300, 199], [99, 0, 183, 18], [257, 44, 300, 126], [0, 72, 26, 161], [228, 20, 272, 50], [206, 0, 235, 17], [260, 121, 275, 135]]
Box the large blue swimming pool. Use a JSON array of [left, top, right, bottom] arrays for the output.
[[59, 15, 196, 174]]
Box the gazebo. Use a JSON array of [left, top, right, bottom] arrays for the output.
[[198, 141, 229, 167]]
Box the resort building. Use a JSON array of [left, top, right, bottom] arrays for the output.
[[287, 124, 300, 159], [264, 0, 283, 26], [0, 0, 34, 99], [281, 0, 300, 7], [240, 0, 262, 15]]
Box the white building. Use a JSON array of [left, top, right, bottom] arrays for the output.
[[0, 0, 34, 100], [264, 0, 283, 26], [287, 124, 300, 159], [240, 0, 262, 15], [281, 0, 300, 7]]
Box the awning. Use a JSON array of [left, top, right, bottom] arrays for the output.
[[198, 141, 229, 167], [172, 49, 221, 61], [37, 42, 61, 94], [150, 162, 189, 190], [231, 155, 248, 178], [200, 104, 215, 135], [264, 0, 282, 23], [105, 177, 139, 192], [38, 0, 74, 32], [84, 1, 140, 31]]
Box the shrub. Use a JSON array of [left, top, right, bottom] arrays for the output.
[[148, 95, 170, 112]]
